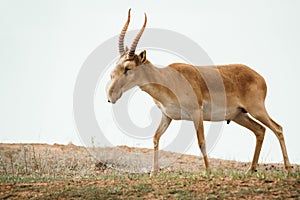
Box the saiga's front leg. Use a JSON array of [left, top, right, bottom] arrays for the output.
[[150, 113, 171, 176], [193, 111, 210, 172]]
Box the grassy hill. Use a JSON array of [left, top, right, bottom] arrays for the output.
[[0, 143, 299, 199]]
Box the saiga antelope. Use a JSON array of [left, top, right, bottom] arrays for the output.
[[106, 9, 291, 175]]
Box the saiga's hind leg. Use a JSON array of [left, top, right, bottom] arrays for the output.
[[233, 112, 266, 173], [247, 104, 292, 172]]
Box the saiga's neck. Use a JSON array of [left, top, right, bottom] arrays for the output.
[[138, 64, 178, 105]]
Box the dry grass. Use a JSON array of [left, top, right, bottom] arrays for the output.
[[0, 143, 299, 199]]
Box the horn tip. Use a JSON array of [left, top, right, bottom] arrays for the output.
[[144, 13, 147, 24], [127, 8, 131, 17]]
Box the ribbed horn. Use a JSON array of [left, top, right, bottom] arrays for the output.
[[128, 13, 147, 59], [119, 9, 131, 55]]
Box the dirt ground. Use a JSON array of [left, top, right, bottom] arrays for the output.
[[0, 143, 299, 199]]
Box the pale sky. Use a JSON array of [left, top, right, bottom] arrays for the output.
[[0, 0, 300, 164]]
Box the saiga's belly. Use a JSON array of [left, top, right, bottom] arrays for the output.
[[156, 101, 240, 121]]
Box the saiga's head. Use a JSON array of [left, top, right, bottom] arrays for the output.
[[107, 9, 148, 104]]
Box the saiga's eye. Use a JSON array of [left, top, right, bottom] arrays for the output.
[[124, 67, 131, 75]]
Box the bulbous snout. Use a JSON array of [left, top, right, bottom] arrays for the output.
[[106, 80, 122, 104], [107, 96, 116, 104], [107, 92, 121, 104]]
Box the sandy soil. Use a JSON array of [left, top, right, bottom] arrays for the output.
[[0, 143, 299, 199]]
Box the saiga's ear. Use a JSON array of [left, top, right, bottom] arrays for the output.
[[125, 46, 129, 52], [139, 50, 147, 63]]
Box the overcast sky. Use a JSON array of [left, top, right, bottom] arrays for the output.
[[0, 0, 299, 164]]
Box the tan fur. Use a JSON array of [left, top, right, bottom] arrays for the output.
[[107, 11, 291, 175]]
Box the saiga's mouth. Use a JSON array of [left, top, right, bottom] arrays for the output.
[[107, 92, 122, 104]]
